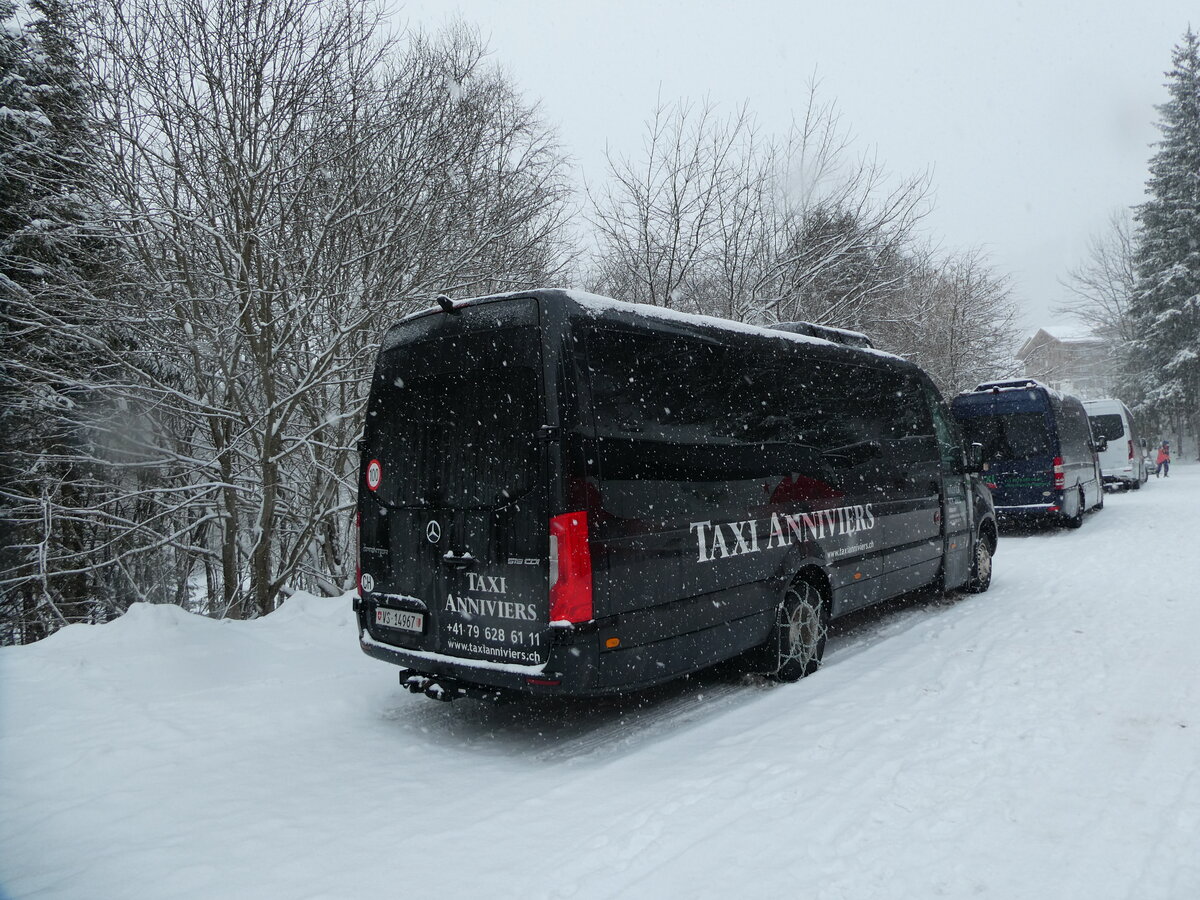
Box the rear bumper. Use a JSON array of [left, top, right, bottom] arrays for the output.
[[996, 502, 1060, 516], [1101, 469, 1137, 485], [354, 593, 769, 698], [356, 601, 603, 697]]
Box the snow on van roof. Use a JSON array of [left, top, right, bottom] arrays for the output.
[[407, 288, 901, 361], [562, 290, 903, 358], [966, 378, 1064, 401], [1082, 398, 1129, 412]]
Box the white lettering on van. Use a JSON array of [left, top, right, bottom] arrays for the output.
[[689, 503, 877, 564], [691, 520, 713, 563], [443, 593, 535, 621], [766, 514, 787, 550], [466, 573, 507, 594]]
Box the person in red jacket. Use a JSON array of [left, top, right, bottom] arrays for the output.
[[1155, 441, 1171, 478]]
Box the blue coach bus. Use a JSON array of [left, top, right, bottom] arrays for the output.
[[951, 380, 1105, 528]]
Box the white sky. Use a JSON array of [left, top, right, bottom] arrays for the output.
[[392, 0, 1193, 331]]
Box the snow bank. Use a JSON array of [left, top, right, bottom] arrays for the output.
[[3, 470, 1200, 899]]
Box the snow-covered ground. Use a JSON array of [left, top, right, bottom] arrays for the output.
[[3, 467, 1198, 899]]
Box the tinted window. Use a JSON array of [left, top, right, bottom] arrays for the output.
[[958, 412, 1053, 462], [585, 329, 927, 452], [583, 326, 933, 517], [1089, 414, 1124, 442], [1058, 401, 1092, 456], [926, 387, 965, 471], [586, 330, 723, 442], [366, 305, 542, 509]]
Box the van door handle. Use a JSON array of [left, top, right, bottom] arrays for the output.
[[441, 551, 476, 568]]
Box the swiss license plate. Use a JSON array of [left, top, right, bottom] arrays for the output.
[[375, 607, 424, 633]]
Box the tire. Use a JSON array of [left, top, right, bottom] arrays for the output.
[[1131, 477, 1141, 491], [1064, 488, 1084, 529], [965, 531, 994, 593], [765, 578, 830, 683]]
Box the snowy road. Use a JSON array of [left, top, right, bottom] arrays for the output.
[[3, 467, 1199, 899]]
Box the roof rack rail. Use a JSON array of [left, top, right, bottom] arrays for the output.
[[973, 378, 1043, 392], [767, 321, 874, 349]]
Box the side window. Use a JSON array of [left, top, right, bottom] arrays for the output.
[[925, 387, 965, 472], [766, 360, 929, 449], [1059, 401, 1091, 456], [585, 329, 722, 442]]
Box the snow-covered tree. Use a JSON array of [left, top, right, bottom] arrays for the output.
[[884, 246, 1020, 396], [584, 90, 1020, 390], [0, 0, 147, 643], [77, 0, 572, 619], [587, 90, 931, 328], [1131, 28, 1200, 456]]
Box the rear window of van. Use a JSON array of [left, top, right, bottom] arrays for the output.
[[958, 412, 1053, 462], [1089, 414, 1124, 441]]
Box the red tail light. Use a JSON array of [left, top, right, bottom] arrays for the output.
[[1128, 440, 1134, 460], [548, 511, 592, 624], [1053, 456, 1065, 490]]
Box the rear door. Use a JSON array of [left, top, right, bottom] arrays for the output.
[[954, 395, 1056, 506], [1088, 410, 1127, 479], [359, 298, 552, 667]]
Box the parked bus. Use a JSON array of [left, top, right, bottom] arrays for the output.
[[354, 289, 997, 701], [951, 380, 1105, 528], [1083, 398, 1148, 490]]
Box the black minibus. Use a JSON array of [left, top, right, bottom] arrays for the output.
[[354, 289, 997, 700], [950, 380, 1105, 528]]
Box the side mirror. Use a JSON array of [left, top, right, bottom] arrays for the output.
[[966, 442, 983, 473], [1093, 436, 1108, 453]]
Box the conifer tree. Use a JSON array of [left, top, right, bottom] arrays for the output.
[[0, 0, 136, 642], [1131, 28, 1200, 456]]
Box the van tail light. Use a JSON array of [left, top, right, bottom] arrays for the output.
[[548, 511, 592, 624], [1053, 457, 1065, 490], [1128, 440, 1134, 460], [355, 508, 363, 594]]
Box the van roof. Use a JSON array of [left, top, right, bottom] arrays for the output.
[[397, 288, 904, 363], [1082, 398, 1129, 413]]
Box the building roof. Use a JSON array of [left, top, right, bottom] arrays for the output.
[[1017, 325, 1105, 360]]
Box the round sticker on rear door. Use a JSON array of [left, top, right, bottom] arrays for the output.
[[366, 459, 382, 491]]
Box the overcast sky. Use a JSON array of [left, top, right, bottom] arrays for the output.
[[394, 0, 1193, 333]]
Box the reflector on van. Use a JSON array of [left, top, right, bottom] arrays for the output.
[[549, 511, 593, 624]]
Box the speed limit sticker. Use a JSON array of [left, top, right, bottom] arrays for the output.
[[366, 459, 382, 491]]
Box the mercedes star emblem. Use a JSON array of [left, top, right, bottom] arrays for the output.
[[426, 520, 441, 544]]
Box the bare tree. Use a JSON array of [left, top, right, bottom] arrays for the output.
[[68, 0, 572, 620], [586, 87, 932, 332], [588, 98, 755, 310], [885, 246, 1021, 396], [1056, 210, 1138, 343]]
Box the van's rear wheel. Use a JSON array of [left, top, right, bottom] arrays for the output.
[[767, 578, 829, 682]]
